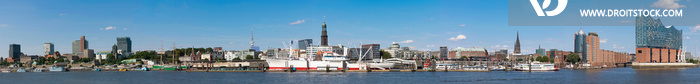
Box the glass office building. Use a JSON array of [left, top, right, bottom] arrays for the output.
[[635, 16, 682, 49]]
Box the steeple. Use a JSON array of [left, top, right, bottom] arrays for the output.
[[321, 16, 329, 46], [514, 31, 521, 54]]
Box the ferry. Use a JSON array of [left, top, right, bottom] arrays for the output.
[[435, 64, 458, 70], [514, 63, 559, 71], [49, 66, 65, 72]]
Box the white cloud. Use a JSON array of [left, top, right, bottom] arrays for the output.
[[59, 13, 67, 16], [491, 45, 509, 48], [502, 45, 509, 48], [288, 20, 305, 25], [448, 34, 467, 41], [651, 0, 686, 9], [123, 28, 128, 30], [430, 17, 434, 20], [685, 36, 691, 39], [398, 40, 414, 44], [613, 44, 625, 49], [690, 25, 700, 32], [229, 42, 234, 44], [100, 26, 117, 30], [426, 45, 436, 47], [0, 24, 8, 27], [459, 24, 466, 27], [600, 39, 608, 43]]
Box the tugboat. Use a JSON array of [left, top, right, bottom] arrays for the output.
[[514, 63, 559, 71]]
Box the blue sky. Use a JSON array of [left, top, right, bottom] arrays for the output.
[[0, 0, 699, 58]]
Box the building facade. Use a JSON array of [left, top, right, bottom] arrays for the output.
[[72, 36, 88, 54], [440, 46, 448, 59], [635, 16, 683, 63], [9, 44, 21, 58], [362, 44, 380, 59], [44, 43, 54, 55], [117, 37, 132, 55], [448, 47, 488, 59], [514, 31, 521, 55]]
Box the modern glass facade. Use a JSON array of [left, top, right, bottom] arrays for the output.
[[9, 44, 20, 58], [635, 16, 682, 49], [298, 39, 312, 50], [574, 29, 586, 53], [117, 37, 132, 54]]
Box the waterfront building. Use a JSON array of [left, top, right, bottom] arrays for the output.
[[96, 51, 110, 60], [635, 16, 683, 63], [514, 31, 521, 55], [440, 46, 448, 59], [306, 45, 332, 60], [490, 49, 508, 61], [201, 53, 211, 60], [547, 49, 573, 64], [44, 43, 54, 55], [72, 36, 88, 54], [237, 49, 257, 60], [574, 31, 633, 67], [19, 55, 39, 63], [117, 37, 132, 55], [224, 51, 238, 61], [298, 39, 312, 50], [9, 44, 20, 58], [536, 46, 546, 56], [381, 43, 426, 59], [685, 52, 693, 59], [321, 18, 328, 46], [448, 47, 488, 59]]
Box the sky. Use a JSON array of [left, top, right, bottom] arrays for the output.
[[0, 0, 699, 58]]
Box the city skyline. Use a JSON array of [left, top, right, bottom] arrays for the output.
[[1, 0, 700, 58]]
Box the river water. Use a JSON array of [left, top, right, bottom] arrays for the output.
[[1, 67, 699, 84]]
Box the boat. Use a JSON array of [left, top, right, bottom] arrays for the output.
[[49, 66, 65, 72], [1, 70, 9, 73], [33, 69, 45, 72], [463, 65, 488, 70], [119, 69, 128, 71], [16, 68, 26, 72], [94, 69, 102, 71], [514, 63, 559, 71], [490, 65, 506, 71], [436, 64, 458, 70]]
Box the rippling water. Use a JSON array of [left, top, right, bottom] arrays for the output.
[[1, 67, 699, 84]]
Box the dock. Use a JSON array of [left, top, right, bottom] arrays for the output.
[[631, 62, 699, 69], [184, 69, 490, 72]]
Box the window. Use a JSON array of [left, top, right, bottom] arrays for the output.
[[638, 50, 642, 53]]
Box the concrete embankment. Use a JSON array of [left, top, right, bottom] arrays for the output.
[[631, 62, 699, 69]]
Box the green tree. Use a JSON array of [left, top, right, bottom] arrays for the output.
[[502, 58, 509, 61], [566, 53, 581, 64], [233, 57, 241, 60], [380, 50, 392, 59], [245, 55, 254, 60], [517, 59, 523, 61], [460, 56, 468, 59]]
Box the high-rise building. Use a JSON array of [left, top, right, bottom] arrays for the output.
[[9, 44, 20, 58], [514, 31, 521, 54], [440, 46, 448, 59], [585, 32, 599, 63], [298, 39, 313, 50], [44, 43, 54, 55], [117, 37, 132, 54], [635, 16, 683, 63], [72, 36, 88, 54], [574, 29, 586, 53]]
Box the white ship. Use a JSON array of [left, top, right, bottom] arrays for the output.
[[514, 63, 559, 71]]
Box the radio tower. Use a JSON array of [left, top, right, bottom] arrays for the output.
[[251, 28, 255, 49]]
